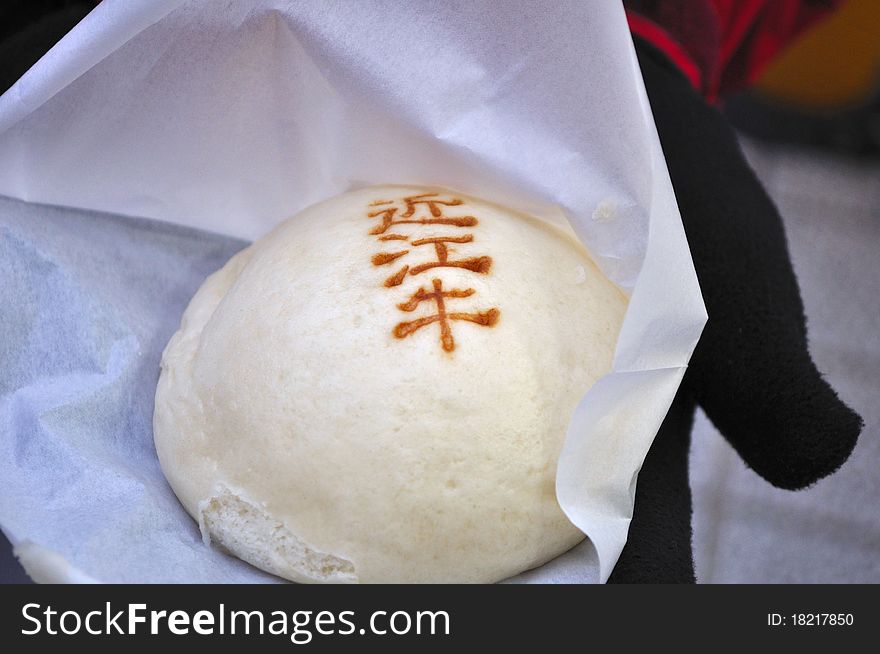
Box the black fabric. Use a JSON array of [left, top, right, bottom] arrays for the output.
[[609, 393, 698, 583], [0, 1, 98, 95], [609, 39, 863, 583]]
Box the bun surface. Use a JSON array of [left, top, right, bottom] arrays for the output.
[[154, 185, 627, 583]]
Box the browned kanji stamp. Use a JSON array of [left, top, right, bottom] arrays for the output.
[[394, 279, 500, 353], [366, 193, 499, 353], [367, 193, 477, 235], [408, 235, 492, 276]]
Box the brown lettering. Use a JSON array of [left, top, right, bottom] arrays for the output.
[[366, 194, 499, 352], [393, 279, 499, 352]]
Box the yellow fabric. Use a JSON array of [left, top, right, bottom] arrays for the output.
[[755, 0, 880, 109]]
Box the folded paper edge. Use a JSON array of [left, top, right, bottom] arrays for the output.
[[0, 0, 186, 135], [553, 26, 708, 584], [9, 537, 101, 584]]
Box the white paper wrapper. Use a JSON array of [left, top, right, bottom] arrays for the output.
[[0, 0, 706, 583]]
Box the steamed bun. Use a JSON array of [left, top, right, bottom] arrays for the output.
[[153, 185, 627, 583]]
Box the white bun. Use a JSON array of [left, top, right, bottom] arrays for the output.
[[154, 185, 627, 583]]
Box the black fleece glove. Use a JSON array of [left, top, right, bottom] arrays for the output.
[[607, 39, 864, 583]]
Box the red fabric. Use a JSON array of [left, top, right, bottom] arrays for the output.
[[625, 0, 845, 101], [627, 12, 703, 91]]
